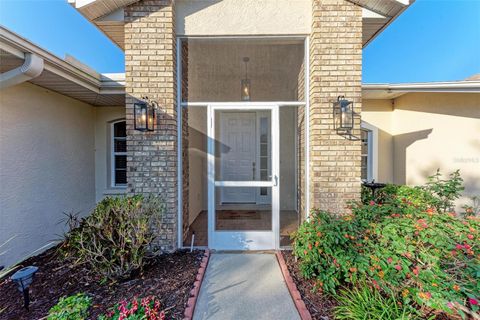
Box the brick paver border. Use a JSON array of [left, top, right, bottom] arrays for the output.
[[183, 250, 210, 320], [276, 251, 312, 320]]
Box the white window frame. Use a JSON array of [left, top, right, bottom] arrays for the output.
[[110, 120, 127, 188], [360, 121, 378, 181]]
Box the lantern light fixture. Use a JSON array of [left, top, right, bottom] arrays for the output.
[[241, 57, 251, 101], [333, 95, 359, 140], [134, 97, 157, 132]]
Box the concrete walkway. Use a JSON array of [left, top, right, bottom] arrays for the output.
[[193, 253, 301, 320]]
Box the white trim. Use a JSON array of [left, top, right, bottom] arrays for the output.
[[181, 101, 306, 108], [304, 37, 310, 219], [362, 8, 386, 18], [207, 105, 215, 248], [293, 107, 299, 212], [361, 121, 379, 181], [176, 37, 183, 249], [363, 81, 480, 93], [272, 105, 280, 249], [176, 35, 307, 40], [215, 181, 275, 187], [110, 120, 127, 188]]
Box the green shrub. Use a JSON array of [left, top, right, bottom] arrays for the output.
[[47, 293, 91, 320], [462, 196, 480, 218], [293, 172, 479, 317], [62, 195, 164, 280], [334, 284, 420, 320], [425, 170, 464, 212], [362, 183, 437, 210], [98, 296, 165, 320], [363, 170, 464, 213]]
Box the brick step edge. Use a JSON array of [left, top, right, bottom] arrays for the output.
[[183, 250, 210, 320], [276, 251, 313, 320]]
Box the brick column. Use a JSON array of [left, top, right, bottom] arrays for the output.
[[309, 0, 363, 214], [125, 0, 177, 250]]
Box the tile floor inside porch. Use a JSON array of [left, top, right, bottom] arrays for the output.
[[184, 210, 299, 247]]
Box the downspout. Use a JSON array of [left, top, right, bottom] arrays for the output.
[[0, 53, 44, 89]]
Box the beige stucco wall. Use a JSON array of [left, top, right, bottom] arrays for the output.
[[176, 0, 311, 36], [362, 99, 394, 182], [94, 106, 126, 201], [363, 93, 480, 209], [0, 82, 95, 268]]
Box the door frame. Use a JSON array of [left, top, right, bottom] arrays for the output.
[[207, 104, 280, 250]]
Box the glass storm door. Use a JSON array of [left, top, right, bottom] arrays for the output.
[[207, 104, 280, 250]]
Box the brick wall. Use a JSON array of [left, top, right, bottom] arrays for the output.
[[125, 0, 178, 250], [297, 63, 306, 221], [309, 0, 363, 214]]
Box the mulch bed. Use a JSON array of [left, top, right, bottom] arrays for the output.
[[282, 251, 336, 320], [0, 247, 204, 320]]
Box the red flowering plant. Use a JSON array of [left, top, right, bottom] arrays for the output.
[[293, 172, 479, 318], [99, 296, 166, 320]]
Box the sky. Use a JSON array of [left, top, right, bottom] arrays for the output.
[[0, 0, 479, 83]]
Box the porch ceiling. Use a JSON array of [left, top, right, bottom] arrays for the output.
[[68, 0, 414, 50]]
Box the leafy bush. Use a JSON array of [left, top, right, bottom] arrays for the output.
[[47, 293, 92, 320], [425, 170, 464, 212], [293, 172, 479, 318], [362, 182, 438, 211], [62, 195, 164, 280], [362, 170, 464, 213], [463, 196, 480, 218], [99, 296, 165, 320], [334, 284, 420, 320]]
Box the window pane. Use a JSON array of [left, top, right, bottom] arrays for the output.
[[361, 166, 368, 180], [114, 121, 126, 137], [361, 130, 368, 154], [115, 170, 127, 185], [260, 157, 268, 169], [361, 156, 368, 168], [115, 155, 127, 169], [114, 139, 126, 152], [260, 170, 268, 180], [260, 143, 268, 155]]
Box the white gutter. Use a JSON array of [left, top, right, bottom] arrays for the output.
[[0, 26, 124, 94], [363, 81, 480, 93], [0, 53, 44, 89]]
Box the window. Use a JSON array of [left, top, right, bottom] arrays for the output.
[[259, 116, 270, 196], [361, 128, 372, 181], [111, 120, 127, 187]]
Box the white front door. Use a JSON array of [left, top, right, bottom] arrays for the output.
[[208, 104, 280, 250], [219, 112, 257, 203]]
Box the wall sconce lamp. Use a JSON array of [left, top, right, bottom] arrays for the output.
[[333, 95, 359, 140], [134, 97, 158, 132]]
